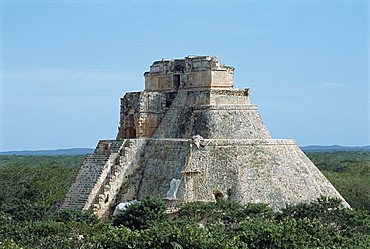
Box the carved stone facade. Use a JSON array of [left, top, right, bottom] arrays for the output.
[[144, 55, 234, 92], [62, 56, 349, 220]]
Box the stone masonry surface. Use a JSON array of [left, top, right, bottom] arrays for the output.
[[62, 56, 349, 219]]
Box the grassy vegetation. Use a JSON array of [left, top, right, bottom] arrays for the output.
[[306, 151, 370, 210], [0, 151, 369, 248], [0, 155, 83, 208]]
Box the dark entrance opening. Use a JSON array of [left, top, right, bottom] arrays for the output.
[[126, 114, 136, 138], [213, 191, 224, 202], [173, 74, 180, 89]]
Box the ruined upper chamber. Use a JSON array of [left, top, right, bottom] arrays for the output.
[[117, 56, 271, 140], [144, 55, 234, 91]]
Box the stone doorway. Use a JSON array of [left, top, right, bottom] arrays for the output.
[[126, 113, 136, 138], [173, 74, 180, 89]]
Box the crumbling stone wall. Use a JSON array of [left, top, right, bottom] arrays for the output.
[[118, 92, 170, 139]]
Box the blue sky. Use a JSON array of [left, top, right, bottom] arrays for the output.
[[0, 0, 368, 151]]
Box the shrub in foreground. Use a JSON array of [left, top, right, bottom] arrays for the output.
[[1, 197, 369, 248], [112, 196, 167, 230]]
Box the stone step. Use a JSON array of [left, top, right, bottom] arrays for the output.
[[90, 140, 142, 216], [89, 156, 111, 159], [62, 148, 113, 209], [63, 139, 135, 213]]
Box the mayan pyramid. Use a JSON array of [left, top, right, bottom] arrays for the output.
[[62, 56, 349, 219]]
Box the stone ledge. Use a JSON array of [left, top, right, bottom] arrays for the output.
[[193, 104, 257, 111], [202, 139, 296, 146], [104, 138, 295, 144]]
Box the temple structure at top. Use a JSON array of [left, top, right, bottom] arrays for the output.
[[144, 56, 234, 91], [118, 56, 252, 140]]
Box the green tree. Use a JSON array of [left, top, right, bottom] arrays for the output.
[[112, 196, 167, 230]]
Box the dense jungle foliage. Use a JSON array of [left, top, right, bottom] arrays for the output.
[[306, 151, 370, 211], [0, 151, 369, 248]]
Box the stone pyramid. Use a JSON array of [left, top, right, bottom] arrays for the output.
[[62, 56, 349, 219]]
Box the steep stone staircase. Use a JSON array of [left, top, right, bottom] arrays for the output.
[[61, 140, 125, 210], [152, 90, 189, 138], [90, 139, 146, 219]]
